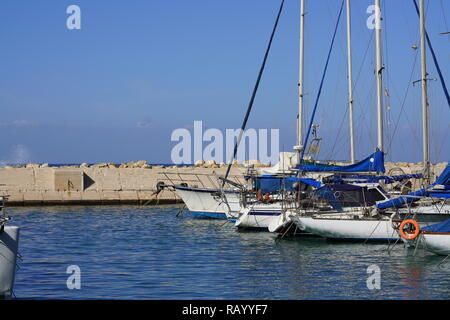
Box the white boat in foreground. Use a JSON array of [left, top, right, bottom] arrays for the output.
[[291, 212, 399, 242], [0, 225, 20, 298], [0, 196, 20, 299]]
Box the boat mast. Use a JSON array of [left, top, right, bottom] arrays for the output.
[[346, 0, 355, 163], [375, 0, 384, 152], [295, 0, 305, 164], [419, 0, 430, 183]]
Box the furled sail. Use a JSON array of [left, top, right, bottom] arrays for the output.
[[252, 176, 322, 194], [297, 150, 385, 173]]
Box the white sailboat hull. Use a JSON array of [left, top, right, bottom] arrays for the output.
[[235, 203, 282, 230], [291, 214, 399, 241], [268, 211, 294, 233], [421, 233, 450, 256], [174, 186, 241, 219], [0, 226, 20, 298]]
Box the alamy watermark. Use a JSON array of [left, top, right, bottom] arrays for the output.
[[366, 4, 381, 30], [66, 265, 81, 290], [67, 5, 81, 30], [171, 121, 279, 165], [366, 265, 381, 290]]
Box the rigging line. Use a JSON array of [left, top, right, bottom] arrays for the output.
[[353, 89, 376, 154], [327, 105, 348, 162], [439, 0, 449, 43], [323, 59, 346, 161], [413, 0, 450, 109], [348, 34, 374, 146], [223, 0, 285, 181], [327, 32, 375, 161], [382, 0, 392, 157], [325, 0, 347, 65], [353, 32, 374, 94], [388, 50, 419, 154], [300, 0, 345, 165], [435, 124, 450, 162]]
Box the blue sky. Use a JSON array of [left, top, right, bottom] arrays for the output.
[[0, 0, 448, 164]]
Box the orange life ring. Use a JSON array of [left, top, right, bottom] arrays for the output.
[[399, 219, 420, 240]]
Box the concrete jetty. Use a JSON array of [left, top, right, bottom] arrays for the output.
[[0, 161, 248, 206], [0, 160, 446, 206]]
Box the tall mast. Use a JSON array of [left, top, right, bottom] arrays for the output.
[[295, 0, 305, 164], [375, 0, 384, 152], [419, 0, 430, 183], [346, 0, 355, 163]]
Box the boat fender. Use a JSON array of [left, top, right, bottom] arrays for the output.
[[369, 208, 379, 217], [264, 192, 273, 203], [257, 190, 263, 201], [399, 219, 420, 240]]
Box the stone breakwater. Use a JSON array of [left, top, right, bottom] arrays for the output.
[[0, 160, 249, 206], [0, 160, 447, 206]]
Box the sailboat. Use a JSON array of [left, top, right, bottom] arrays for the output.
[[404, 219, 450, 256], [288, 0, 450, 242], [0, 196, 20, 298], [234, 151, 391, 230], [234, 0, 424, 231]]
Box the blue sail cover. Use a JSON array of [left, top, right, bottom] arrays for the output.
[[427, 163, 450, 198], [421, 219, 450, 233], [377, 162, 450, 209], [435, 163, 450, 186], [253, 176, 322, 194], [254, 176, 296, 193], [376, 187, 428, 210], [297, 150, 385, 173]]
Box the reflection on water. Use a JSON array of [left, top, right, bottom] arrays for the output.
[[8, 205, 450, 299]]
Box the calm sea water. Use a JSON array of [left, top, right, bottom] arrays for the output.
[[7, 205, 450, 300]]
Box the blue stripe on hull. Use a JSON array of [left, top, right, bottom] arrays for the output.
[[190, 211, 227, 219], [248, 211, 281, 216]]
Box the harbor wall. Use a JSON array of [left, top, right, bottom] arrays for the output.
[[0, 162, 248, 206], [0, 161, 447, 206]]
